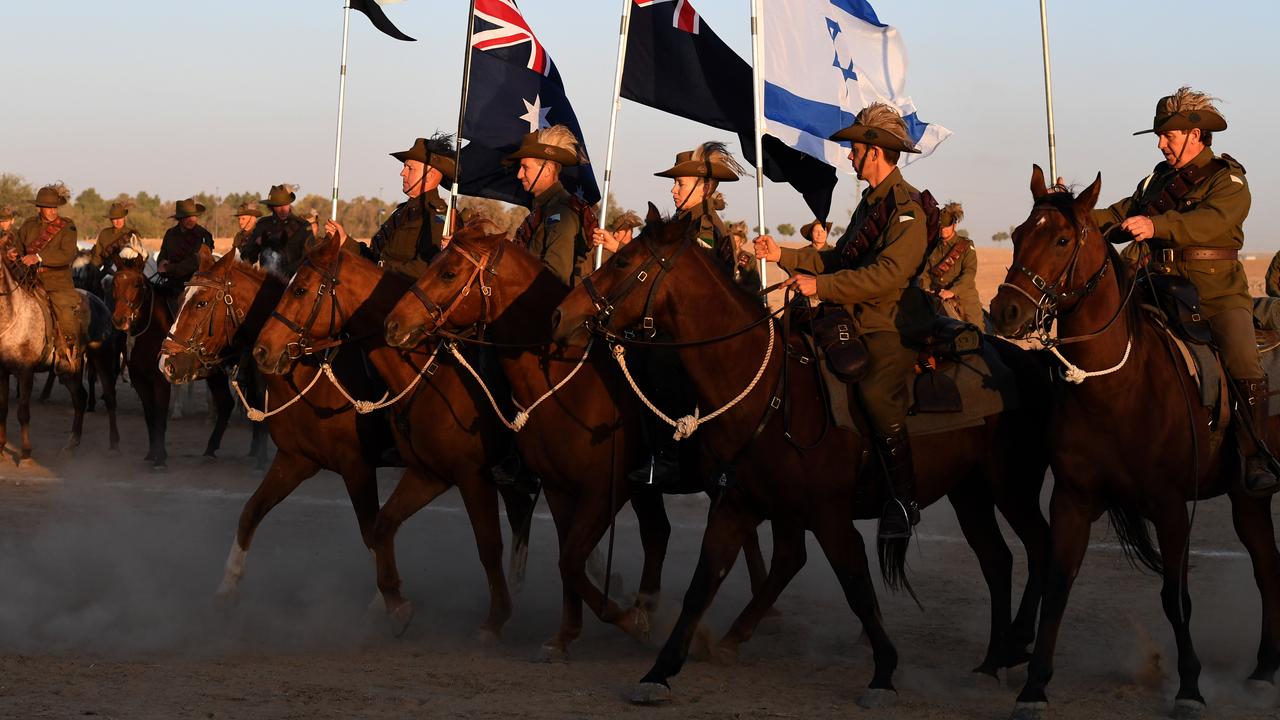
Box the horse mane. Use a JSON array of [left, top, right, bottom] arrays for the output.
[[644, 212, 763, 312]]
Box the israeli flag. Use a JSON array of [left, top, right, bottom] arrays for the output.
[[762, 0, 951, 169]]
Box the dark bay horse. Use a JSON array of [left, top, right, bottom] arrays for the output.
[[111, 248, 233, 470], [382, 224, 775, 662], [0, 252, 119, 463], [989, 166, 1280, 720], [551, 207, 1052, 706], [250, 235, 537, 640], [40, 249, 120, 409]]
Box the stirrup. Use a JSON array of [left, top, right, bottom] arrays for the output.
[[877, 499, 915, 541], [1243, 458, 1280, 499]]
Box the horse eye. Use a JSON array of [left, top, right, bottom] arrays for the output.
[[441, 271, 457, 281], [293, 286, 307, 297], [196, 300, 208, 309], [1056, 237, 1069, 247]]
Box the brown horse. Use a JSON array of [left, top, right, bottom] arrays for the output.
[[989, 166, 1280, 720], [250, 235, 538, 640], [111, 249, 232, 470], [158, 250, 401, 607], [382, 223, 780, 662], [550, 206, 1052, 706]]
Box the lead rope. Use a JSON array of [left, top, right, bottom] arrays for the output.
[[322, 342, 443, 414], [446, 338, 594, 432], [612, 317, 775, 440], [1049, 339, 1133, 384], [230, 365, 326, 422]]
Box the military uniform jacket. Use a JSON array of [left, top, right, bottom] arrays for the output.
[[681, 203, 727, 251], [159, 223, 214, 284], [1265, 250, 1280, 298], [1092, 147, 1250, 316], [15, 215, 79, 292], [777, 168, 928, 335], [921, 235, 981, 324], [232, 228, 254, 255], [522, 182, 586, 286], [370, 188, 447, 279], [245, 213, 313, 276], [91, 225, 135, 270]]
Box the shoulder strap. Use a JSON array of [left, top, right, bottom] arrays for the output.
[[929, 237, 972, 281], [1135, 157, 1229, 217], [27, 217, 68, 255]]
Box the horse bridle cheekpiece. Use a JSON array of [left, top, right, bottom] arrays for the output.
[[404, 240, 504, 338], [581, 230, 691, 341], [272, 249, 348, 359], [163, 266, 243, 369]]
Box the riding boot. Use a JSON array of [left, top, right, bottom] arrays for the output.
[[875, 426, 921, 540], [54, 333, 79, 375], [1233, 377, 1280, 497]]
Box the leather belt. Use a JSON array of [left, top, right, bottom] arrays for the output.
[[1159, 247, 1238, 262]]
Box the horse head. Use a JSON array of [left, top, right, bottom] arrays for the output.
[[160, 249, 255, 383], [551, 202, 698, 347], [110, 240, 151, 332], [989, 165, 1107, 339], [383, 218, 518, 349], [252, 232, 349, 374]]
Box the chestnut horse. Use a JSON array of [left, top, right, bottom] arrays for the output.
[[250, 235, 538, 640], [111, 249, 232, 470], [382, 224, 775, 661], [989, 167, 1280, 720], [551, 207, 1052, 706]]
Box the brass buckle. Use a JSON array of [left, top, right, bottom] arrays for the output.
[[1160, 248, 1174, 264]]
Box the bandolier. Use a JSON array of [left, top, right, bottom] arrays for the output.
[[91, 201, 137, 272], [505, 127, 595, 286], [920, 202, 981, 324], [14, 184, 83, 370], [364, 135, 460, 279]]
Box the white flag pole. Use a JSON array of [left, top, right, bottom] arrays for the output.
[[595, 0, 635, 270], [1038, 0, 1058, 182], [444, 0, 480, 234], [750, 0, 768, 294], [329, 2, 353, 222]]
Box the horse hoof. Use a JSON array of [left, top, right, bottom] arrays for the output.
[[1010, 701, 1048, 720], [1170, 699, 1205, 720], [534, 644, 569, 664], [1243, 679, 1278, 707], [856, 688, 898, 709], [757, 606, 784, 635], [151, 462, 168, 473], [629, 682, 671, 705], [633, 591, 659, 613], [623, 606, 650, 643], [59, 444, 78, 457], [388, 601, 415, 638], [710, 642, 739, 667], [969, 666, 1003, 687], [477, 628, 501, 647], [214, 586, 240, 611]]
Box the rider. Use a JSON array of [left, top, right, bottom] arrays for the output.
[[9, 184, 82, 372], [505, 125, 592, 286], [754, 102, 930, 539], [157, 197, 214, 310], [919, 202, 982, 325], [242, 184, 313, 277], [231, 201, 264, 256], [90, 201, 137, 273], [1090, 86, 1277, 497], [588, 211, 643, 260], [0, 206, 15, 246]]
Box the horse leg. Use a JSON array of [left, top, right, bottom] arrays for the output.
[[59, 369, 87, 453], [216, 450, 321, 607], [84, 355, 96, 412], [0, 367, 9, 455], [1014, 486, 1095, 718], [628, 485, 671, 612], [1152, 504, 1206, 716], [996, 472, 1051, 658], [17, 369, 34, 461], [557, 488, 654, 643], [950, 483, 1017, 677], [202, 374, 232, 458], [93, 350, 120, 452], [714, 521, 806, 665], [496, 483, 538, 594], [134, 376, 156, 462], [743, 528, 769, 594], [370, 467, 451, 636], [456, 473, 513, 642], [537, 487, 585, 662], [631, 496, 759, 704], [1229, 492, 1280, 687], [38, 369, 54, 402], [152, 378, 170, 469]]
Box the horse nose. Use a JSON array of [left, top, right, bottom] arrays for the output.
[[252, 344, 270, 371], [992, 298, 1024, 336], [549, 309, 563, 336], [385, 320, 400, 342]]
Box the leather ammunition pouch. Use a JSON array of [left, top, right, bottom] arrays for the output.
[[812, 306, 870, 383], [1143, 272, 1213, 345], [922, 315, 983, 357]]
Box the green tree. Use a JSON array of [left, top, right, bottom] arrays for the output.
[[775, 223, 796, 237], [991, 230, 1009, 242]]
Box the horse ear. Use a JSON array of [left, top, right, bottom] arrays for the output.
[[1075, 172, 1102, 212], [645, 202, 662, 224], [197, 245, 215, 273], [1030, 164, 1048, 200], [213, 247, 236, 270]]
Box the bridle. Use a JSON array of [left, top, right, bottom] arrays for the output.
[[400, 240, 504, 341], [162, 265, 245, 371], [581, 229, 693, 341], [117, 269, 156, 338], [270, 248, 350, 360]]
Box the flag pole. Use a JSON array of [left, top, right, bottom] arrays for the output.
[[1038, 0, 1057, 181], [750, 0, 768, 294], [595, 0, 635, 270], [444, 0, 480, 235], [329, 1, 353, 222]]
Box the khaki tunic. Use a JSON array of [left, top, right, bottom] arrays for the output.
[[91, 225, 135, 271], [777, 168, 928, 435], [370, 188, 448, 279], [158, 223, 213, 285], [525, 182, 586, 286], [232, 228, 254, 255], [244, 212, 313, 276], [1266, 251, 1280, 298], [678, 203, 760, 291], [15, 215, 83, 339], [920, 235, 981, 324]]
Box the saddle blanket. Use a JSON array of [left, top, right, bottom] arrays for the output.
[[1168, 297, 1280, 416]]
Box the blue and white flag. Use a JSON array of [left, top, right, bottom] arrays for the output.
[[762, 0, 950, 169]]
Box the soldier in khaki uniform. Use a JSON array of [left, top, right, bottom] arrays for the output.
[[0, 206, 16, 245], [920, 202, 982, 324], [90, 201, 137, 272], [1090, 86, 1275, 496], [1265, 251, 1280, 298], [158, 198, 214, 289], [329, 135, 456, 279], [231, 201, 263, 255], [801, 219, 832, 250], [505, 125, 592, 286], [9, 184, 83, 371], [243, 185, 312, 276], [756, 103, 930, 538]]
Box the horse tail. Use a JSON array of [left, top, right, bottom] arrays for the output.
[[876, 535, 921, 609], [1107, 502, 1164, 574]]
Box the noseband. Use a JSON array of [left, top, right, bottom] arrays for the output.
[[271, 249, 348, 360], [163, 266, 244, 370], [581, 232, 691, 341]]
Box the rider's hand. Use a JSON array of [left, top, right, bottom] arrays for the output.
[[810, 224, 828, 250], [938, 289, 955, 300], [5, 247, 17, 262], [787, 274, 819, 298], [1120, 216, 1154, 242], [20, 254, 40, 266], [324, 219, 348, 243], [753, 235, 781, 263], [591, 228, 619, 253]]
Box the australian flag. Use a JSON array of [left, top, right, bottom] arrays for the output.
[[622, 0, 837, 221], [459, 0, 600, 207]]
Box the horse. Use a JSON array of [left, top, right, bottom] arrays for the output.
[[39, 248, 121, 409], [381, 222, 778, 662], [550, 205, 1052, 706], [110, 245, 233, 470], [0, 251, 119, 463], [250, 234, 539, 640], [988, 166, 1280, 720]]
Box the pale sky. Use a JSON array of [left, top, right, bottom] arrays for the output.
[[3, 0, 1277, 249]]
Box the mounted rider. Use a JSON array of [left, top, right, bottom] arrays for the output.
[[8, 183, 83, 372], [90, 201, 138, 273], [0, 206, 15, 246], [242, 184, 313, 276], [231, 201, 264, 256], [505, 125, 594, 286], [159, 197, 214, 287], [920, 202, 982, 325], [1090, 86, 1277, 497], [754, 102, 931, 539]]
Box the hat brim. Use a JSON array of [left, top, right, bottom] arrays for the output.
[[800, 220, 832, 241], [234, 210, 263, 218], [828, 125, 921, 153], [31, 198, 68, 208], [1133, 109, 1228, 136], [503, 144, 580, 167], [260, 194, 295, 207], [172, 203, 207, 219], [653, 161, 740, 181]]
